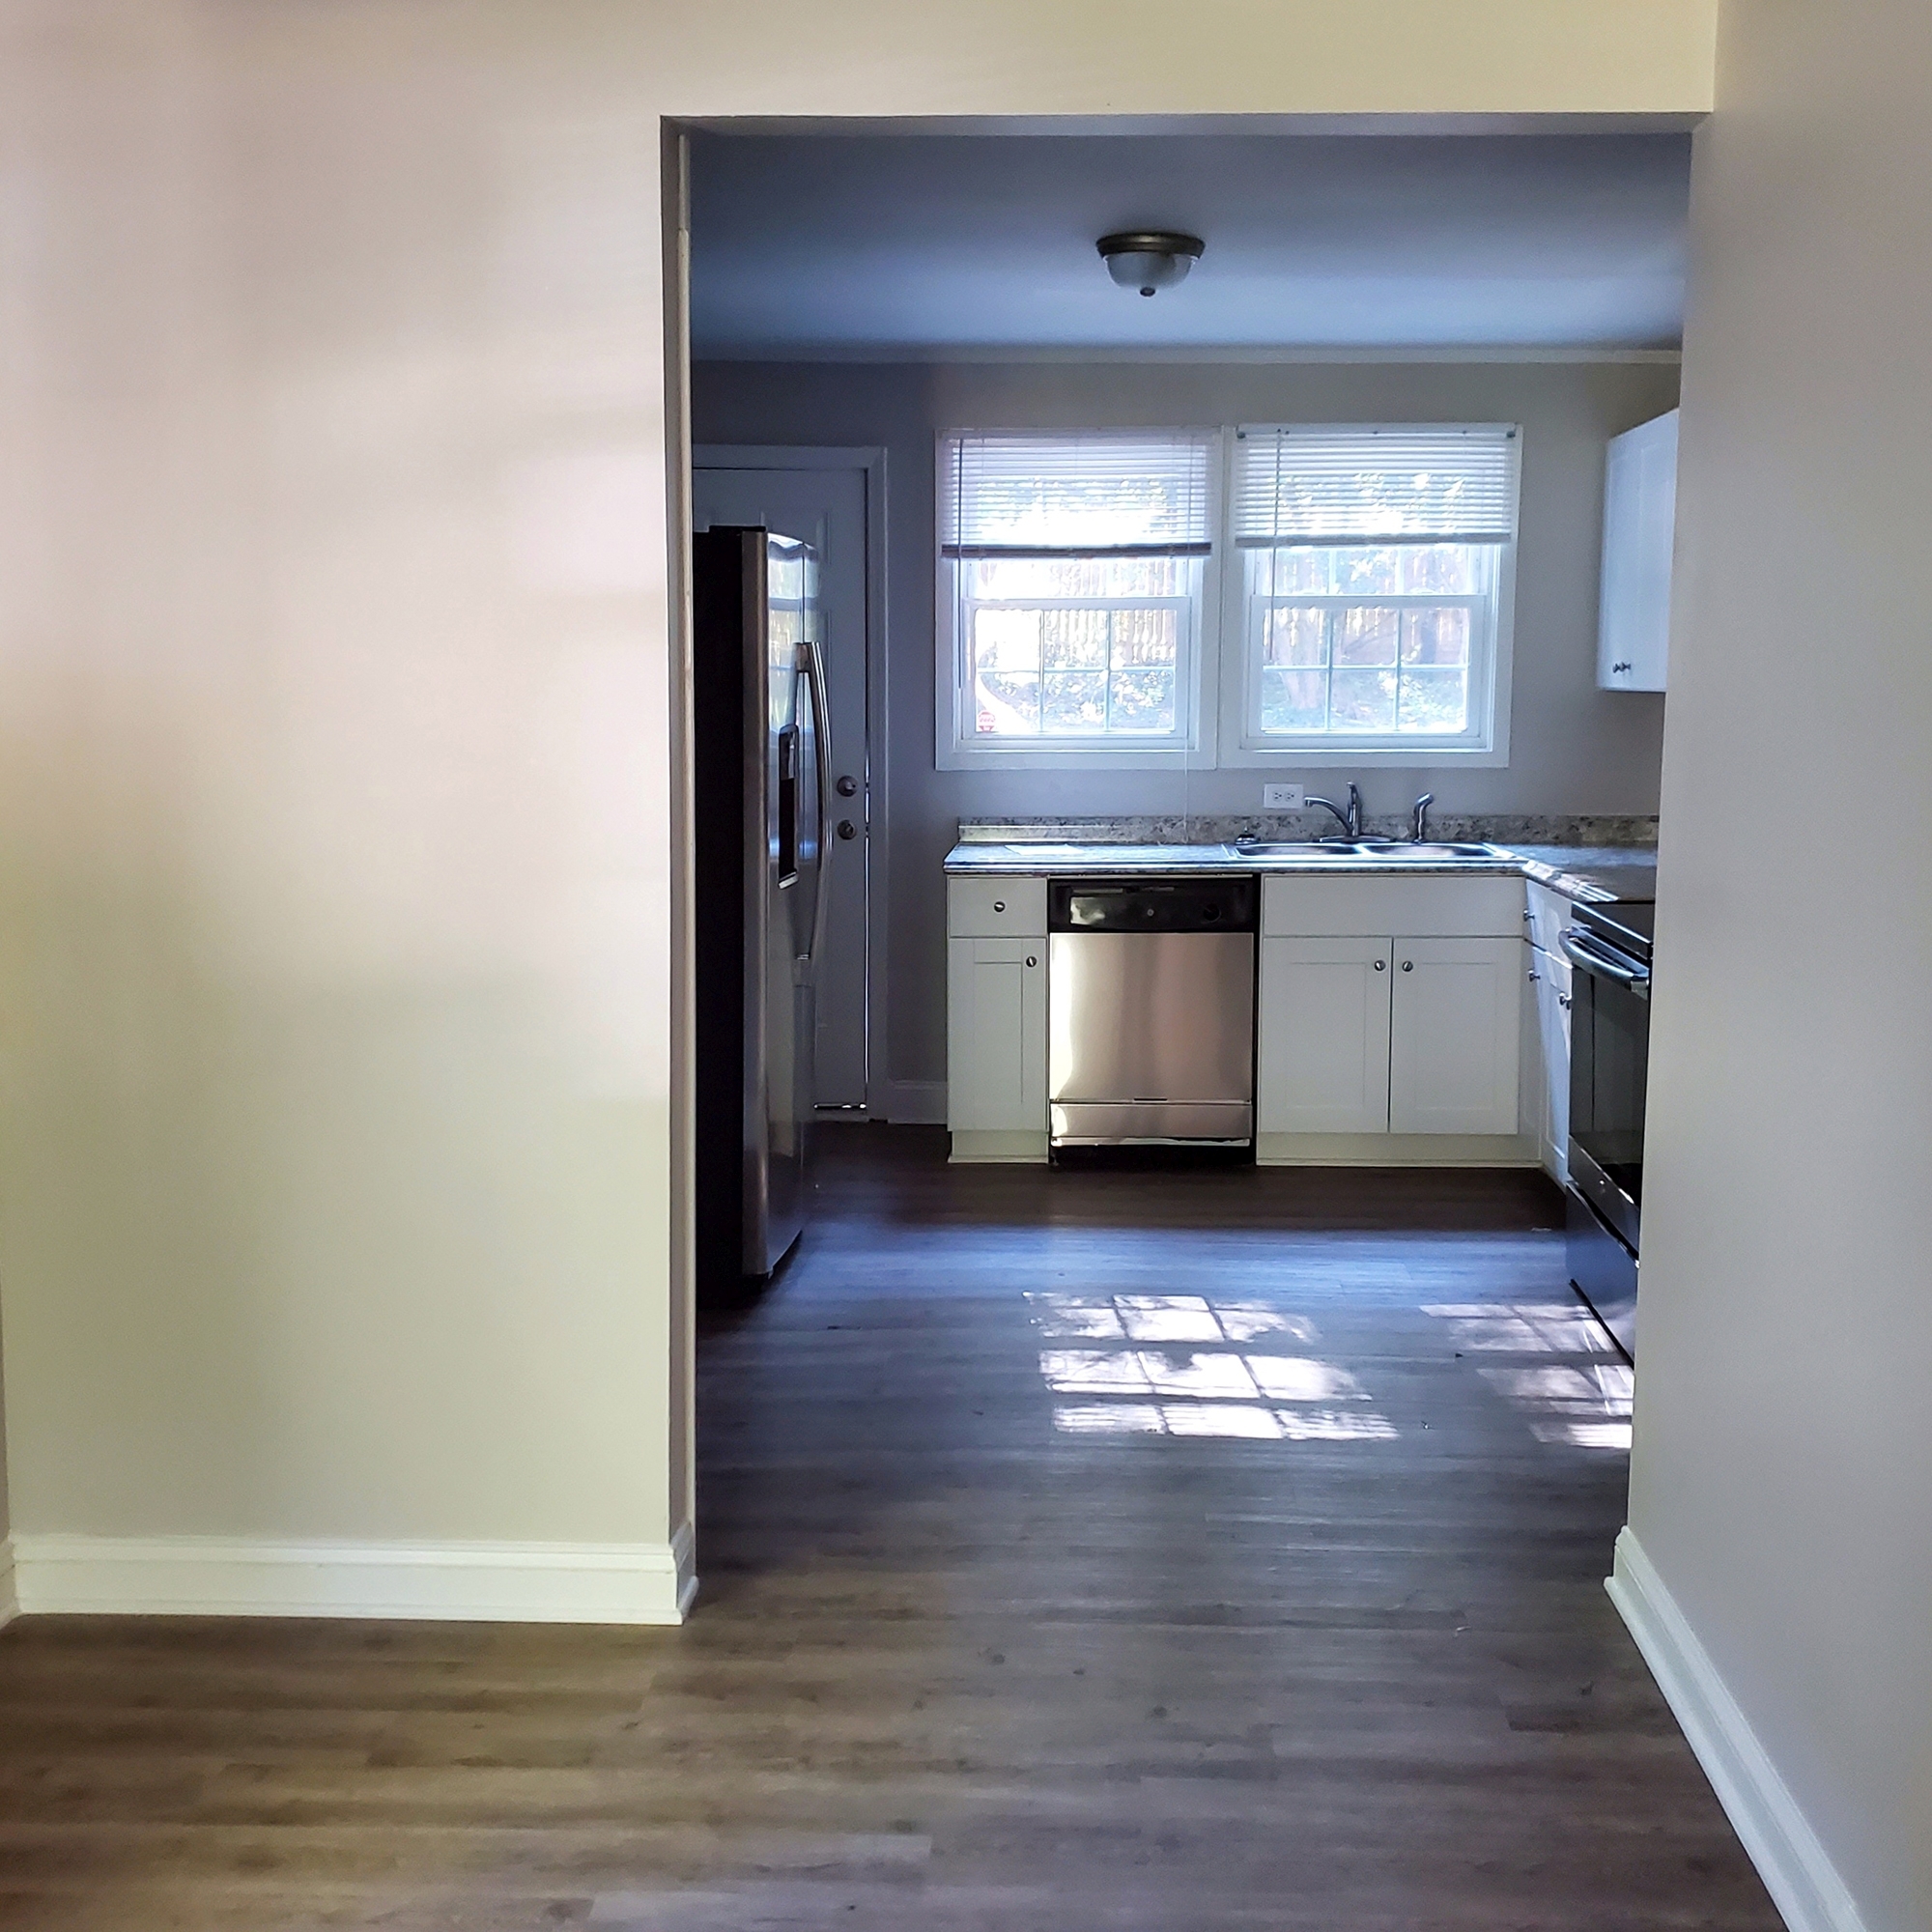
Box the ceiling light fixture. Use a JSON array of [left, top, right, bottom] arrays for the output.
[[1096, 231, 1205, 298]]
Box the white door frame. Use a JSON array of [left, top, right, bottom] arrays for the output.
[[693, 444, 890, 1118]]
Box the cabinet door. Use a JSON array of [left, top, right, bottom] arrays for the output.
[[947, 937, 1046, 1132], [1388, 938, 1521, 1136], [1531, 946, 1574, 1181], [1257, 937, 1393, 1135], [1598, 408, 1679, 692]]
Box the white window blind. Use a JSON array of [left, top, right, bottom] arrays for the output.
[[1233, 424, 1520, 546], [944, 431, 1214, 557]]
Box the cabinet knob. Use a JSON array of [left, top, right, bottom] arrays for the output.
[[992, 899, 1006, 912], [1374, 959, 1386, 972], [837, 820, 859, 840], [1528, 969, 1540, 981], [1025, 955, 1037, 969], [1559, 994, 1572, 1010], [1401, 960, 1413, 972], [1611, 660, 1634, 674], [836, 775, 859, 798]]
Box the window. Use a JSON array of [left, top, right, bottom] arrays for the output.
[[937, 431, 1217, 768], [1226, 424, 1519, 761], [934, 422, 1520, 769]]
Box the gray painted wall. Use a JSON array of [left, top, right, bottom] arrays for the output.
[[691, 358, 1679, 1094], [1633, 4, 1932, 1926]]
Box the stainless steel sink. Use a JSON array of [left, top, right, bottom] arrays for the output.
[[1232, 840, 1364, 857], [1352, 841, 1500, 859], [1234, 839, 1499, 861]]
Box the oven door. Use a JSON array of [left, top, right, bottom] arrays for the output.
[[1561, 925, 1650, 1253]]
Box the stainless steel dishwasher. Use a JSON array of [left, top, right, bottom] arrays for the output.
[[1047, 877, 1258, 1148]]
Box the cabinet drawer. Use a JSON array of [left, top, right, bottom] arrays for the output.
[[948, 874, 1047, 938], [1263, 873, 1524, 939]]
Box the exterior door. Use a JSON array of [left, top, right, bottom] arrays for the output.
[[1257, 937, 1393, 1135], [694, 460, 871, 1111], [1388, 937, 1521, 1136]]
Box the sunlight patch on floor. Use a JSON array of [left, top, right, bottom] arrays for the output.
[[1030, 1293, 1397, 1442], [1424, 1301, 1633, 1449]]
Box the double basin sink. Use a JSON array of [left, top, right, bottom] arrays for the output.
[[1233, 839, 1501, 861]]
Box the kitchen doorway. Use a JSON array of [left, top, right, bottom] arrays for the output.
[[692, 448, 889, 1115]]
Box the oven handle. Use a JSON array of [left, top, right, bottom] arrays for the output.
[[1560, 926, 1651, 999]]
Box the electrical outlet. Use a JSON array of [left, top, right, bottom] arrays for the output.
[[1262, 783, 1304, 810]]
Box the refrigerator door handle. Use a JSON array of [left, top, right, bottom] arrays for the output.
[[800, 638, 834, 968]]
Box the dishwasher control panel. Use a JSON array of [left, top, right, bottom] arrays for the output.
[[1048, 876, 1258, 934]]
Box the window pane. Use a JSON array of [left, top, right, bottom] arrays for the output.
[[1256, 547, 1330, 594], [1330, 667, 1398, 731], [1402, 607, 1470, 667], [973, 606, 1040, 671], [1041, 608, 1106, 669], [967, 555, 1185, 599], [975, 668, 1039, 735], [1398, 665, 1468, 733], [1260, 667, 1327, 733], [1334, 548, 1404, 595], [1402, 545, 1480, 593], [1109, 668, 1176, 732], [1335, 607, 1401, 667], [1041, 671, 1106, 734], [1264, 607, 1327, 668], [1112, 606, 1178, 668]]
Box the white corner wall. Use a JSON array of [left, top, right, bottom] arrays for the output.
[[0, 0, 1715, 1624], [1625, 2, 1932, 1926]]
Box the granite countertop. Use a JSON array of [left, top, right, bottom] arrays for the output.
[[943, 838, 1657, 903]]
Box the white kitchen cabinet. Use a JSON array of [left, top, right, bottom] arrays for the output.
[[946, 935, 1047, 1161], [1387, 938, 1522, 1136], [1598, 407, 1678, 693], [1255, 878, 1528, 1162], [1257, 937, 1394, 1134], [1527, 945, 1574, 1183]]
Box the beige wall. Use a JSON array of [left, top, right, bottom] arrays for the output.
[[1631, 1, 1932, 1924], [0, 0, 1714, 1600]]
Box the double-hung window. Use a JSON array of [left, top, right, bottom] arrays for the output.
[[1227, 424, 1520, 762], [938, 430, 1217, 768]]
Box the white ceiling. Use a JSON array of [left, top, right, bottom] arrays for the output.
[[688, 130, 1691, 358]]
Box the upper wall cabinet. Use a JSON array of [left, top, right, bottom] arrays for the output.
[[1597, 408, 1679, 694]]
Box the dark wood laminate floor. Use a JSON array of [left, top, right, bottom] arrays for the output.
[[0, 1127, 1781, 1930]]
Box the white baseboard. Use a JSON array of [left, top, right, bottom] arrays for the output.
[[948, 1128, 1048, 1164], [0, 1538, 16, 1629], [9, 1526, 697, 1626], [1607, 1528, 1867, 1932], [885, 1080, 946, 1124], [1257, 1131, 1540, 1166]]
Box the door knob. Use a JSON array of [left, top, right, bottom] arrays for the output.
[[836, 775, 859, 798], [837, 820, 859, 840]]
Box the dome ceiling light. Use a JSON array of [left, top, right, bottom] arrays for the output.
[[1096, 231, 1205, 298]]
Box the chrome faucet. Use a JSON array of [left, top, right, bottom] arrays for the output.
[[1411, 792, 1435, 842], [1307, 781, 1363, 840]]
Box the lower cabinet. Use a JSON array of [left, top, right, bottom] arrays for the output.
[[1386, 938, 1522, 1136], [1527, 944, 1574, 1181], [1260, 933, 1521, 1140], [1257, 937, 1393, 1134], [946, 935, 1048, 1159]]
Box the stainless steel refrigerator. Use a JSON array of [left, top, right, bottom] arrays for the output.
[[693, 526, 828, 1296]]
